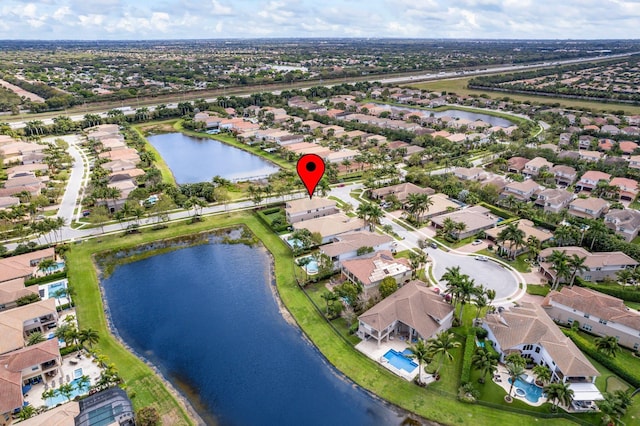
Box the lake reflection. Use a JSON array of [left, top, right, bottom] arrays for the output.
[[148, 133, 279, 183], [102, 241, 406, 426]]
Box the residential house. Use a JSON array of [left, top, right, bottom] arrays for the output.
[[576, 171, 611, 192], [601, 125, 620, 135], [610, 177, 639, 201], [324, 149, 359, 164], [356, 280, 454, 347], [98, 148, 140, 164], [597, 139, 614, 151], [415, 193, 460, 221], [523, 157, 553, 177], [431, 205, 497, 240], [453, 167, 485, 181], [538, 246, 638, 283], [0, 196, 20, 210], [619, 141, 638, 155], [535, 188, 575, 213], [567, 198, 609, 220], [17, 403, 79, 426], [104, 179, 137, 212], [101, 159, 137, 174], [485, 220, 553, 257], [74, 387, 135, 426], [500, 180, 541, 201], [292, 213, 366, 244], [629, 155, 640, 170], [507, 157, 529, 173], [285, 198, 339, 224], [543, 286, 640, 351], [0, 278, 38, 312], [0, 142, 46, 164], [341, 250, 412, 297], [0, 298, 58, 355], [483, 303, 602, 410], [0, 248, 55, 285], [604, 209, 640, 242], [579, 136, 595, 149], [320, 231, 394, 268], [558, 133, 572, 146], [0, 339, 62, 422], [370, 183, 435, 204], [550, 165, 577, 186], [578, 150, 603, 162]]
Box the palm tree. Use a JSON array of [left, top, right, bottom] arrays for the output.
[[18, 405, 35, 421], [27, 332, 45, 346], [75, 374, 91, 392], [595, 336, 620, 358], [442, 266, 462, 305], [585, 220, 610, 250], [453, 221, 467, 240], [485, 288, 496, 311], [497, 223, 525, 259], [474, 292, 488, 321], [42, 388, 56, 401], [544, 382, 574, 411], [532, 364, 551, 386], [548, 250, 571, 290], [408, 338, 431, 384], [57, 382, 75, 402], [79, 328, 100, 349], [408, 251, 427, 279], [37, 258, 56, 276], [406, 193, 433, 226], [506, 362, 525, 401], [367, 204, 384, 231], [427, 331, 461, 379], [455, 275, 478, 320], [471, 347, 498, 384], [598, 392, 626, 426], [567, 254, 588, 287]]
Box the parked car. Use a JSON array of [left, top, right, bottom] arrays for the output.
[[474, 255, 488, 262], [430, 242, 438, 249], [472, 239, 483, 246]]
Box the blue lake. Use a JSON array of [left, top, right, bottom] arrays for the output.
[[101, 239, 406, 426], [147, 133, 279, 183]]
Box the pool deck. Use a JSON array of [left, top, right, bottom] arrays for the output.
[[492, 368, 548, 407], [24, 352, 103, 409], [356, 338, 424, 382]]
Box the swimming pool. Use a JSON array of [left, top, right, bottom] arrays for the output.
[[43, 262, 65, 274], [74, 368, 83, 379], [297, 256, 319, 275], [508, 375, 544, 403], [45, 378, 90, 407], [383, 349, 418, 373], [476, 340, 486, 348], [39, 279, 70, 304]]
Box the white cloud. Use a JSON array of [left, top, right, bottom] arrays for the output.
[[211, 0, 233, 16], [53, 6, 72, 21]]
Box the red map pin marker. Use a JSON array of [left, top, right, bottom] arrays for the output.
[[297, 154, 325, 199]]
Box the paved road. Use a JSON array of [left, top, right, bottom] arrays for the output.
[[45, 134, 86, 225], [327, 185, 523, 304]]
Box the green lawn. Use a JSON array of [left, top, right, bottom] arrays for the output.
[[132, 124, 176, 186], [475, 249, 532, 273], [526, 284, 550, 297], [66, 210, 581, 426], [174, 121, 293, 171], [624, 300, 640, 310]]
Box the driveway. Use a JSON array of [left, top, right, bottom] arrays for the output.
[[425, 246, 520, 301]]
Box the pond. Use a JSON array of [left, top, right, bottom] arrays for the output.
[[147, 132, 279, 183], [101, 239, 407, 426]]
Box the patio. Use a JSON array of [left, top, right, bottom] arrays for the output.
[[356, 337, 435, 383], [23, 352, 103, 409]]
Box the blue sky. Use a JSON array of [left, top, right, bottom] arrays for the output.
[[1, 0, 639, 39]]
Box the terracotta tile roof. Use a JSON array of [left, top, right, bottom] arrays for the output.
[[292, 213, 365, 238], [0, 248, 54, 283], [0, 278, 38, 306], [321, 231, 393, 258], [17, 401, 80, 426], [359, 280, 453, 340], [539, 246, 638, 270], [0, 298, 57, 355], [341, 250, 411, 286], [543, 286, 640, 331], [484, 302, 598, 377], [285, 197, 336, 215], [370, 183, 434, 202], [0, 338, 59, 372], [0, 363, 22, 413], [507, 156, 529, 171], [580, 171, 611, 182]]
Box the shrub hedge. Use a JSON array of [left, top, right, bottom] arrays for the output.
[[24, 270, 67, 287], [563, 329, 640, 389], [460, 333, 476, 385], [575, 278, 640, 303]]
